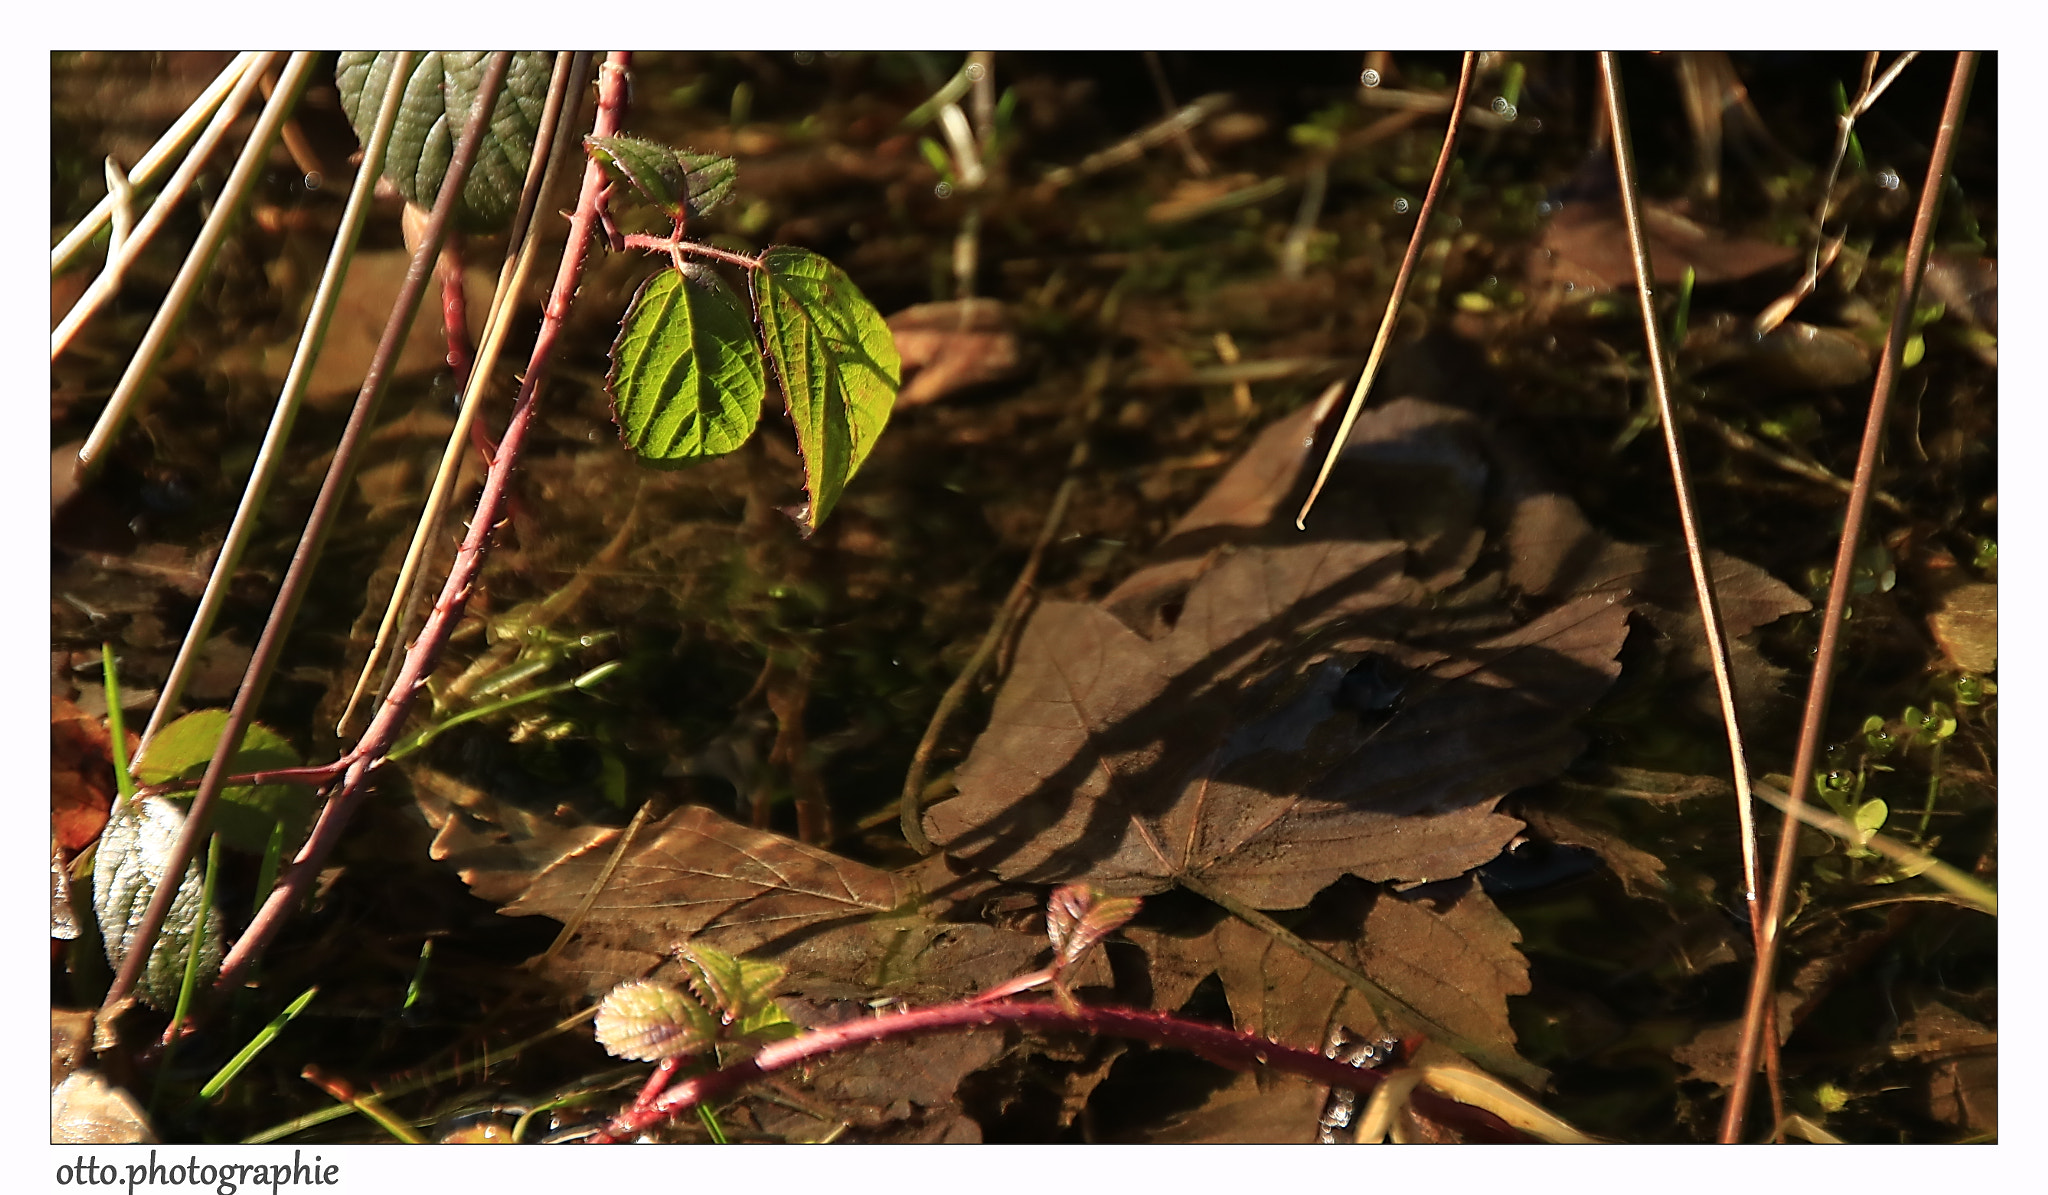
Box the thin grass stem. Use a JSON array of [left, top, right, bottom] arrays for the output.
[[242, 1007, 599, 1143], [1597, 48, 1767, 964], [101, 644, 138, 805], [198, 985, 318, 1099], [152, 833, 222, 1113], [899, 354, 1108, 851], [1752, 783, 1993, 914], [1720, 50, 1978, 1145]]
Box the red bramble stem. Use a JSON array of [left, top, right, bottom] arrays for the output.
[[620, 231, 763, 273], [211, 53, 636, 992], [587, 998, 1525, 1143]]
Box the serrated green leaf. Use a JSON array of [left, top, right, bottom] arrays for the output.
[[594, 979, 718, 1062], [585, 134, 736, 223], [132, 710, 313, 857], [678, 943, 786, 1026], [94, 797, 224, 1010], [335, 51, 552, 229], [607, 265, 766, 464], [753, 248, 901, 532]]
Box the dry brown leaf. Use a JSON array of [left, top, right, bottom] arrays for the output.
[[250, 250, 492, 410], [1531, 199, 1798, 293], [1518, 806, 1669, 898], [926, 499, 1629, 907], [53, 695, 126, 855], [887, 298, 1023, 408], [1928, 580, 1996, 674], [1107, 1067, 1327, 1143], [1129, 878, 1527, 1066]]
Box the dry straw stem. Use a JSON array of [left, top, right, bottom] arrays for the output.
[[336, 51, 593, 736], [53, 51, 279, 367], [1751, 784, 1995, 915], [1354, 1063, 1602, 1144], [1596, 51, 1766, 942], [213, 52, 636, 994], [1720, 50, 1978, 1145], [51, 51, 262, 273], [136, 53, 420, 757], [1295, 51, 1476, 529], [62, 52, 311, 452], [97, 53, 517, 1026], [1754, 52, 1920, 336]]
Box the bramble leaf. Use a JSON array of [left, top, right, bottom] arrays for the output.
[[132, 710, 312, 857], [1045, 885, 1141, 975], [607, 264, 766, 465], [585, 134, 736, 223], [594, 978, 718, 1062], [335, 51, 552, 229], [94, 796, 224, 1010], [752, 247, 901, 532], [677, 942, 786, 1027]]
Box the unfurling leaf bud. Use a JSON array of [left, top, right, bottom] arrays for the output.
[[594, 979, 715, 1062]]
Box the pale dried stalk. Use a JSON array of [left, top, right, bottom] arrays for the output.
[[1754, 52, 1921, 335], [1596, 51, 1766, 941], [1720, 51, 1978, 1145], [53, 52, 278, 365], [897, 358, 1106, 853], [1295, 51, 1475, 529], [51, 52, 262, 273], [212, 52, 637, 994], [97, 52, 517, 1025], [137, 52, 420, 757], [336, 51, 591, 736]]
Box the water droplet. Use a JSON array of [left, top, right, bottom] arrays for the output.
[[935, 181, 954, 200], [1361, 68, 1381, 88], [1392, 197, 1410, 215]]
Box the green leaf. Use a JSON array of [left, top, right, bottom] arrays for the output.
[[132, 710, 313, 857], [607, 264, 767, 464], [1854, 798, 1889, 839], [585, 134, 736, 223], [752, 247, 902, 532], [335, 51, 553, 229], [593, 979, 718, 1062], [94, 796, 224, 1009], [677, 943, 786, 1026], [734, 1001, 799, 1044]]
